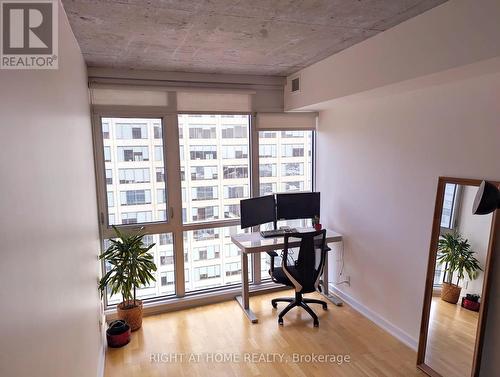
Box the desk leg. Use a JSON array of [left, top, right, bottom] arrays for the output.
[[235, 252, 258, 323], [321, 247, 344, 307]]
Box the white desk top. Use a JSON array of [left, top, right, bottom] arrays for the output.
[[231, 228, 343, 254]]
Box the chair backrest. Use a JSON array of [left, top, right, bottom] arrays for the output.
[[282, 229, 327, 293]]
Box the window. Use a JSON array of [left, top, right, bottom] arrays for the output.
[[155, 168, 164, 182], [222, 125, 247, 138], [260, 183, 276, 196], [189, 146, 217, 160], [282, 144, 305, 157], [157, 189, 166, 204], [121, 211, 152, 224], [224, 185, 248, 199], [259, 144, 276, 158], [258, 130, 314, 277], [192, 206, 219, 221], [180, 115, 250, 231], [190, 166, 218, 181], [193, 245, 220, 261], [191, 186, 218, 201], [96, 112, 314, 306], [104, 147, 111, 162], [119, 168, 150, 184], [101, 118, 167, 226], [223, 165, 248, 179], [160, 271, 175, 287], [189, 125, 216, 139], [441, 183, 458, 229], [225, 262, 241, 277], [282, 181, 304, 192], [118, 146, 149, 162], [102, 122, 110, 139], [281, 131, 304, 138], [155, 146, 163, 161], [224, 204, 240, 219], [105, 169, 113, 185], [195, 265, 221, 281], [222, 145, 248, 159], [116, 123, 148, 139], [154, 125, 162, 139], [259, 164, 276, 177], [105, 232, 175, 304], [258, 131, 313, 196], [120, 190, 151, 206], [107, 192, 114, 207], [281, 162, 304, 176]]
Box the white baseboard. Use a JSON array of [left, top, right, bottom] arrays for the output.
[[97, 343, 105, 377], [329, 284, 418, 351]]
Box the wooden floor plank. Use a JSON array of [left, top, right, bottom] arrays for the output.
[[105, 290, 425, 377]]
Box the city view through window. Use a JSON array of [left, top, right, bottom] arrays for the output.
[[101, 115, 313, 304]]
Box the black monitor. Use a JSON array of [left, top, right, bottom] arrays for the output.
[[240, 195, 276, 229], [276, 192, 320, 220]]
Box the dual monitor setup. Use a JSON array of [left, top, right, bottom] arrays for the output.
[[240, 192, 320, 238]]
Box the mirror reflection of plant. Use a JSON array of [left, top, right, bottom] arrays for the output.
[[437, 231, 482, 287], [98, 226, 157, 309]]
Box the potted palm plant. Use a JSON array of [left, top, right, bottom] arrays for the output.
[[98, 226, 157, 331], [436, 231, 482, 304]]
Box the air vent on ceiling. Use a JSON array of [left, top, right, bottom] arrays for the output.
[[291, 77, 300, 93]]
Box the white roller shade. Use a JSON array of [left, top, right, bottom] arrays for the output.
[[90, 87, 170, 107], [257, 112, 317, 130], [177, 90, 253, 112]]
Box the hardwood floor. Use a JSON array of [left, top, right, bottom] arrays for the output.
[[105, 290, 424, 377], [425, 297, 479, 377]]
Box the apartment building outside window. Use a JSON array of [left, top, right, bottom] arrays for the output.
[[96, 114, 313, 306]]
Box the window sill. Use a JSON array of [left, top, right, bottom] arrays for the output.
[[104, 282, 287, 321]]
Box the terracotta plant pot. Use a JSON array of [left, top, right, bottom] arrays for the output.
[[117, 300, 143, 331], [441, 282, 462, 304]]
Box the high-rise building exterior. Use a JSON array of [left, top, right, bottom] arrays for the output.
[[101, 115, 313, 304]]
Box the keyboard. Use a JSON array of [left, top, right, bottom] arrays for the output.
[[260, 228, 297, 238]]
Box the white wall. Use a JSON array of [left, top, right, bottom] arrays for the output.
[[456, 186, 493, 297], [285, 0, 500, 111], [0, 3, 103, 377], [317, 65, 500, 344]]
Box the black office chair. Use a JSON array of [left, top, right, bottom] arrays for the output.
[[268, 229, 328, 327]]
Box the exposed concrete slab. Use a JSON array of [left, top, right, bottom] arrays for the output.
[[62, 0, 447, 76]]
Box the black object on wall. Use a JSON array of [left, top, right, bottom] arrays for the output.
[[473, 180, 500, 215]]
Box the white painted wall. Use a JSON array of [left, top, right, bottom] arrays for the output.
[[317, 66, 500, 346], [285, 0, 500, 111], [0, 3, 103, 377], [456, 186, 493, 297]]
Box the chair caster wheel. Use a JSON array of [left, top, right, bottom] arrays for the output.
[[314, 321, 319, 327], [278, 318, 284, 326], [322, 304, 328, 310], [272, 302, 277, 309]]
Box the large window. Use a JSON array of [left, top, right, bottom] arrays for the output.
[[96, 112, 315, 306], [258, 130, 314, 278], [101, 118, 167, 226]]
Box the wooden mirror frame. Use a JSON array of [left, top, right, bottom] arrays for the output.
[[417, 177, 499, 377]]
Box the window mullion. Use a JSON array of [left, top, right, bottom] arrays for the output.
[[164, 114, 185, 297]]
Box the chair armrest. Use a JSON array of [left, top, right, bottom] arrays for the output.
[[267, 251, 279, 274]]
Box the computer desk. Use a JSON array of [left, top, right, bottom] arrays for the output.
[[231, 228, 343, 323]]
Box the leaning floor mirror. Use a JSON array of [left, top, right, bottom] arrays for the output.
[[418, 177, 498, 377]]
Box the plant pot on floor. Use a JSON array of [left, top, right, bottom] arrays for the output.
[[117, 300, 143, 331], [106, 320, 131, 348], [441, 282, 462, 304]]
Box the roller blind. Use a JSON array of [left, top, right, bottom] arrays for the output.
[[176, 90, 253, 112], [90, 87, 170, 107], [256, 112, 317, 130]]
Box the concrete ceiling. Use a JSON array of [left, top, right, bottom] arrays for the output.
[[62, 0, 447, 76]]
